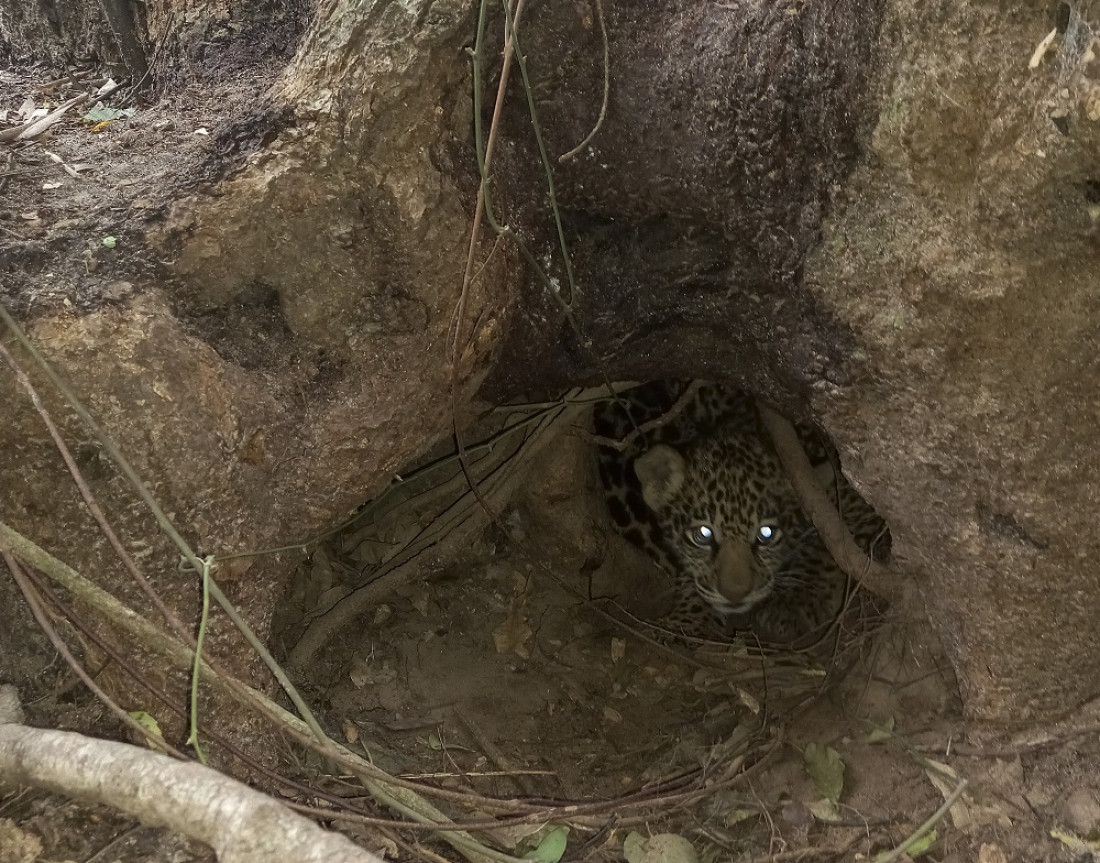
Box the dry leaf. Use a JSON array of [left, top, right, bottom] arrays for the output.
[[808, 799, 842, 822], [925, 759, 971, 829], [15, 94, 87, 140], [1029, 27, 1058, 69], [395, 581, 430, 615], [492, 609, 532, 658], [867, 716, 895, 742], [511, 571, 532, 602], [623, 832, 699, 863], [372, 603, 393, 625], [736, 687, 760, 714]]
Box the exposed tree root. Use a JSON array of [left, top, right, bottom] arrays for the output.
[[0, 686, 382, 863], [757, 402, 898, 603]]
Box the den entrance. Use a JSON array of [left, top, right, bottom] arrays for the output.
[[266, 380, 949, 861]]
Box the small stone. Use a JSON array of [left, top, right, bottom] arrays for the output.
[[977, 843, 1007, 863], [103, 280, 134, 300], [1060, 788, 1100, 837], [781, 799, 813, 828], [1087, 86, 1100, 122]]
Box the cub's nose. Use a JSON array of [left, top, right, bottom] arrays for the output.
[[716, 540, 765, 603]]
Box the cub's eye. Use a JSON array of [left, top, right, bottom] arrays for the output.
[[754, 524, 779, 546], [687, 524, 716, 548]]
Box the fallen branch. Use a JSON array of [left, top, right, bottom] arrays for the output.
[[0, 686, 381, 863]]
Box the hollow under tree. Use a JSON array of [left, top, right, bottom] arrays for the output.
[[2, 0, 1097, 737]]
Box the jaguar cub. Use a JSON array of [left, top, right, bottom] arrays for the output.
[[594, 381, 887, 643]]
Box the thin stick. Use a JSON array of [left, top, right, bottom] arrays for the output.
[[590, 381, 703, 451], [455, 707, 537, 797], [875, 779, 967, 863], [559, 0, 610, 162], [449, 0, 525, 354]]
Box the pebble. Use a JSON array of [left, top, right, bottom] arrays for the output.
[[1060, 788, 1100, 836]]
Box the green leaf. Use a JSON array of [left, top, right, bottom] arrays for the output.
[[807, 798, 842, 822], [803, 742, 845, 803], [874, 828, 937, 862], [1051, 828, 1100, 852], [102, 236, 117, 248], [907, 828, 937, 857], [128, 710, 167, 752], [522, 826, 568, 862], [723, 807, 758, 826], [83, 103, 136, 123], [128, 710, 162, 739]]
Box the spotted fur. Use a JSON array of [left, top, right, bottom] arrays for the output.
[[594, 381, 888, 643]]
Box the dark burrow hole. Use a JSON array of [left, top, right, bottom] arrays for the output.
[[270, 379, 904, 839]]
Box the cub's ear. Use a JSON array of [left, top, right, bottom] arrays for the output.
[[634, 444, 687, 510]]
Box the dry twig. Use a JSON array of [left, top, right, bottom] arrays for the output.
[[875, 779, 967, 863], [589, 381, 704, 452], [558, 0, 610, 162]]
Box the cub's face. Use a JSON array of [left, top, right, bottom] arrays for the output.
[[633, 435, 827, 615]]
